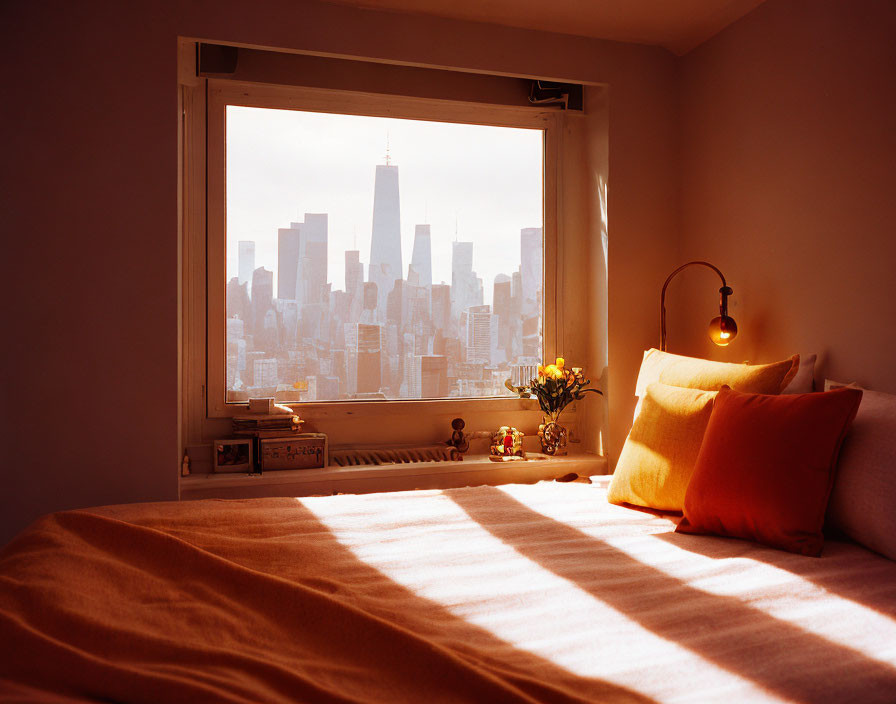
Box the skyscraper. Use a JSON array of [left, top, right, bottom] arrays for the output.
[[409, 224, 432, 288], [520, 227, 543, 359], [369, 163, 402, 317], [465, 304, 497, 365], [451, 241, 480, 319], [226, 277, 250, 324], [452, 241, 473, 280], [344, 322, 384, 396], [258, 308, 280, 352], [405, 355, 448, 398], [493, 274, 513, 360], [407, 283, 430, 332], [520, 227, 543, 317], [277, 225, 301, 300], [359, 282, 378, 324], [345, 250, 363, 297], [345, 250, 364, 322], [386, 279, 407, 328], [277, 215, 328, 305], [420, 355, 449, 398], [238, 241, 255, 287], [251, 267, 273, 342], [300, 214, 328, 305], [430, 284, 451, 334]]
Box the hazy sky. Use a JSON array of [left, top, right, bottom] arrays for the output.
[[226, 106, 543, 304]]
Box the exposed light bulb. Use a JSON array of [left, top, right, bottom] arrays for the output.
[[709, 315, 738, 346]]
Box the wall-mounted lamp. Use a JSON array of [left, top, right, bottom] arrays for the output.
[[661, 261, 738, 352]]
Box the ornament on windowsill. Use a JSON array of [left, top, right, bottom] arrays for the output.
[[489, 426, 525, 461], [446, 417, 470, 455], [505, 357, 603, 456]]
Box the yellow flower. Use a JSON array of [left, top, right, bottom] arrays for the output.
[[543, 364, 564, 380], [555, 357, 565, 369]]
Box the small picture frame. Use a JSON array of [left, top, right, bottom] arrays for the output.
[[213, 438, 253, 473]]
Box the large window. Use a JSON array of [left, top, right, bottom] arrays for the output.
[[201, 82, 560, 417], [223, 106, 544, 403], [177, 42, 616, 465]]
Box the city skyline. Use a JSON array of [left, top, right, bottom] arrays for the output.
[[225, 109, 544, 402], [225, 106, 543, 304]]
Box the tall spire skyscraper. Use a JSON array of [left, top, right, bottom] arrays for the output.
[[369, 160, 402, 317]]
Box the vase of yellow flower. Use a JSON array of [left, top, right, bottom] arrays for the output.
[[538, 413, 569, 456], [505, 357, 603, 456]]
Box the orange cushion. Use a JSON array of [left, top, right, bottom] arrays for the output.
[[676, 385, 863, 556], [608, 383, 717, 512]]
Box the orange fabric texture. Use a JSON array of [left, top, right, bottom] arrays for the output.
[[677, 386, 863, 556], [635, 348, 800, 398], [0, 497, 651, 704], [3, 482, 896, 702], [608, 383, 717, 512]]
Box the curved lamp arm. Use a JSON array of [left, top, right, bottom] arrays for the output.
[[660, 261, 735, 351]]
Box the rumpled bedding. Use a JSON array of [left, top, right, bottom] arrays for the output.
[[2, 478, 896, 703]]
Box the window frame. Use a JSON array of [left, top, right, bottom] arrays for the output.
[[184, 78, 565, 445]]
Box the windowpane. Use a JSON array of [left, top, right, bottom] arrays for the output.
[[225, 106, 544, 402]]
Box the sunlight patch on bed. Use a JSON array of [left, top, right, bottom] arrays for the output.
[[299, 491, 776, 702], [494, 483, 896, 667]]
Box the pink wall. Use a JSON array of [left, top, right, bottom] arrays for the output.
[[674, 0, 896, 391], [605, 56, 680, 463], [1, 0, 678, 543], [3, 3, 179, 546]]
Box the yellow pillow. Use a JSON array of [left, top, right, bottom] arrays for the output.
[[609, 383, 717, 512], [635, 348, 799, 398]]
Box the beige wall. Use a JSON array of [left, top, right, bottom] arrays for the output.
[[1, 0, 678, 543], [674, 0, 896, 392]]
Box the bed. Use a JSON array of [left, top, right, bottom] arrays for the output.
[[2, 476, 896, 703]]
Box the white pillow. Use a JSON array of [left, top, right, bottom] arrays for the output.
[[781, 353, 816, 394], [828, 387, 896, 561]]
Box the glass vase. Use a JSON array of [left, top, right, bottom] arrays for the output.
[[538, 411, 568, 456]]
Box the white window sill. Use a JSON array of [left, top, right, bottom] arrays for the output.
[[180, 452, 607, 501]]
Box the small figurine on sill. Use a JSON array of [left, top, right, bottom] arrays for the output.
[[489, 426, 525, 461], [447, 417, 470, 454]]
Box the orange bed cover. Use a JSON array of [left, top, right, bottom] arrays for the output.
[[2, 479, 896, 703]]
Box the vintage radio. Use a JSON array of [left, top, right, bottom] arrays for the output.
[[257, 434, 328, 471]]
